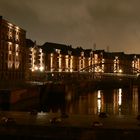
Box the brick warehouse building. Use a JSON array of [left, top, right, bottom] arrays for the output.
[[26, 40, 140, 82], [1, 16, 140, 83], [0, 16, 26, 85]]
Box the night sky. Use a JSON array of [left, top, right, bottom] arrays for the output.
[[0, 0, 140, 54]]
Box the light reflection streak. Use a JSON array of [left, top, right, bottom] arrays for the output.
[[97, 90, 102, 113], [118, 88, 122, 106]]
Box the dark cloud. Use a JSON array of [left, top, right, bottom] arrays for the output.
[[0, 0, 140, 53], [87, 0, 140, 23]]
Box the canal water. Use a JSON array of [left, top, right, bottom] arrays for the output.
[[6, 85, 140, 116], [38, 85, 140, 116], [65, 86, 140, 116]]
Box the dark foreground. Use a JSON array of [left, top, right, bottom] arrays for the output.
[[0, 111, 140, 140]]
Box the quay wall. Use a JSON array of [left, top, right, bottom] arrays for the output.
[[0, 86, 40, 110]]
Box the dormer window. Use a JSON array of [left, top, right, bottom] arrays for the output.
[[81, 52, 84, 56], [55, 49, 60, 54]]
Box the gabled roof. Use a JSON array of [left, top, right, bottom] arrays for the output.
[[84, 49, 92, 57], [26, 39, 34, 48], [42, 42, 73, 54], [103, 52, 134, 60]]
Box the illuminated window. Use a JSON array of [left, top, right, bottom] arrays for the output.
[[8, 42, 12, 52], [8, 61, 13, 69], [90, 51, 93, 58], [132, 56, 140, 73], [88, 58, 91, 72], [15, 26, 19, 41], [58, 54, 62, 72], [8, 27, 13, 39], [15, 44, 19, 51], [94, 54, 98, 63], [55, 49, 60, 54], [38, 48, 44, 72], [50, 53, 53, 72], [65, 51, 73, 72], [65, 55, 69, 72], [89, 52, 94, 72], [101, 59, 105, 72], [81, 52, 84, 57], [94, 54, 100, 72], [8, 42, 13, 69], [15, 62, 20, 69], [79, 52, 85, 71], [30, 46, 45, 72], [30, 47, 36, 71], [114, 56, 119, 73], [70, 56, 73, 72]]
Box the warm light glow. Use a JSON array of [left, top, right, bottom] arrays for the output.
[[119, 69, 123, 73], [55, 49, 60, 54], [58, 54, 62, 72], [8, 23, 13, 27], [132, 56, 140, 73], [132, 87, 138, 114], [35, 66, 38, 70], [15, 62, 19, 69], [39, 48, 44, 70], [65, 55, 69, 72], [83, 57, 85, 69], [30, 47, 36, 71], [8, 42, 13, 69], [65, 54, 73, 72], [50, 53, 53, 72], [94, 54, 100, 72], [30, 46, 45, 72], [8, 42, 12, 45], [90, 51, 93, 57], [88, 57, 92, 72], [16, 52, 18, 56], [70, 56, 73, 72], [14, 44, 20, 69], [8, 43, 12, 54], [114, 56, 119, 73], [118, 88, 122, 106], [94, 54, 98, 65], [97, 90, 101, 99], [101, 59, 105, 72], [39, 48, 42, 53], [15, 26, 19, 41], [79, 52, 85, 71], [15, 26, 19, 30], [97, 90, 102, 113], [39, 66, 44, 72], [81, 52, 84, 56], [8, 26, 13, 39], [97, 99, 101, 113], [8, 61, 13, 69]]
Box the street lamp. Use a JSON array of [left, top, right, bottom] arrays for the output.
[[39, 66, 44, 72], [118, 69, 123, 73]]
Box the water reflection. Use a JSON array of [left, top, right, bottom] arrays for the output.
[[65, 86, 139, 116], [132, 86, 138, 115], [6, 85, 139, 116], [97, 90, 101, 114]]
